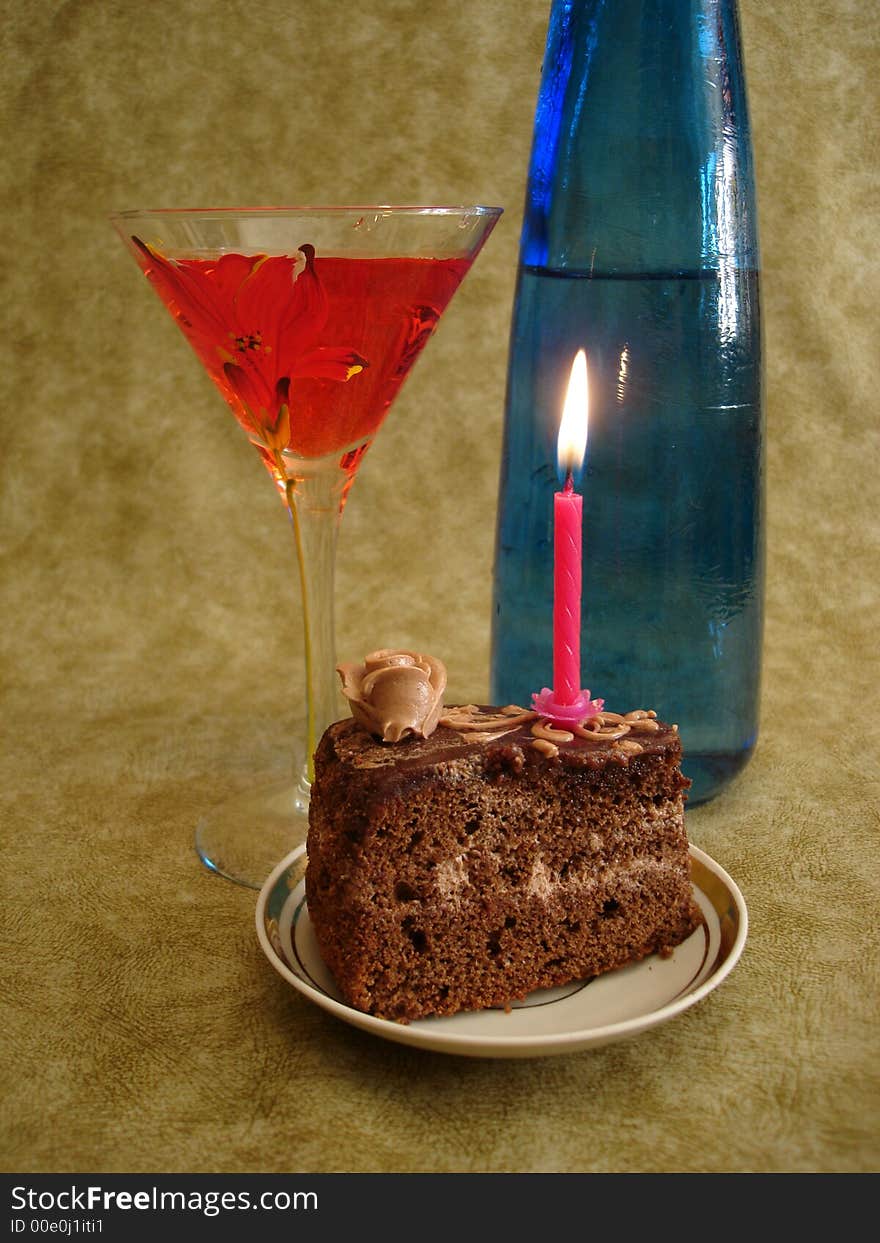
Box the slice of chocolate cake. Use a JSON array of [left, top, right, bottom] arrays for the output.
[[305, 651, 702, 1024]]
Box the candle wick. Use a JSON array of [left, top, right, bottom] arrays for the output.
[[564, 471, 574, 495]]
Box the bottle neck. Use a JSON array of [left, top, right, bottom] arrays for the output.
[[522, 0, 759, 274]]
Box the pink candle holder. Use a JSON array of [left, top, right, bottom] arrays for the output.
[[531, 687, 604, 729]]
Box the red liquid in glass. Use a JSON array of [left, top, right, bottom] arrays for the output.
[[137, 250, 472, 461]]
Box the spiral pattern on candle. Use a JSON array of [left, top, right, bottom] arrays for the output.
[[554, 515, 582, 701]]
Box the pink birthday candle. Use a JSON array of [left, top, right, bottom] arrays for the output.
[[533, 350, 604, 728]]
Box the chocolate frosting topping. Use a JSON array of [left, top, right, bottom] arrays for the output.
[[337, 649, 447, 743]]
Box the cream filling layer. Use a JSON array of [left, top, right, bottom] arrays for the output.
[[434, 852, 683, 906]]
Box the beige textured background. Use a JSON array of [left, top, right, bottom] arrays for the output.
[[2, 0, 878, 1173]]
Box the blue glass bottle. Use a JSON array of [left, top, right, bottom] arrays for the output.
[[491, 0, 764, 804]]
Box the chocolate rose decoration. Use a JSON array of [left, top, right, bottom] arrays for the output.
[[337, 649, 447, 743]]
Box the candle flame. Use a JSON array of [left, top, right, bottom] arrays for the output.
[[557, 349, 589, 476]]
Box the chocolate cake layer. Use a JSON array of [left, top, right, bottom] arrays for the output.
[[305, 708, 701, 1023]]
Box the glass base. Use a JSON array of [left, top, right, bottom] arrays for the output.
[[195, 769, 310, 890]]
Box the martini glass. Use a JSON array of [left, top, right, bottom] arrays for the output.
[[111, 205, 502, 888]]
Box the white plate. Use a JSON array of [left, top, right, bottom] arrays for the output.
[[255, 843, 747, 1058]]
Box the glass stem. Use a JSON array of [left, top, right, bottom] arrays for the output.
[[284, 466, 344, 794]]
